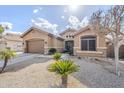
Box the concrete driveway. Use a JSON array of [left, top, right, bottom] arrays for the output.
[[0, 53, 41, 67]]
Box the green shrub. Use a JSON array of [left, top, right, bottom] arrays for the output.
[[48, 60, 79, 87], [53, 52, 62, 61]]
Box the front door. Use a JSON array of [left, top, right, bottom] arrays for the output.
[[65, 41, 74, 54]]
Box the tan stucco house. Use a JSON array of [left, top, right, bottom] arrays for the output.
[[60, 26, 107, 57], [22, 26, 124, 58], [21, 27, 64, 54], [0, 33, 23, 52]]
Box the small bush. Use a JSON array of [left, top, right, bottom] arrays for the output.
[[53, 52, 62, 61], [48, 59, 80, 76], [48, 48, 57, 55]]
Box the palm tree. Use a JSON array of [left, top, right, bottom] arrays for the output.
[[0, 48, 16, 73], [48, 60, 79, 88]]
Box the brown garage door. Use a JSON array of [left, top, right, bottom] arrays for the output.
[[27, 39, 44, 53]]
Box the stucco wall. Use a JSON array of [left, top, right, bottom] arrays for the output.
[[22, 29, 64, 54], [61, 30, 76, 41], [74, 29, 107, 57], [60, 29, 77, 50]]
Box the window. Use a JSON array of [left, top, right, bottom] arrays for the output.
[[81, 36, 96, 51]]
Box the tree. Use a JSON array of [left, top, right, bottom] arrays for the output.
[[0, 25, 4, 34], [48, 60, 79, 88], [0, 24, 9, 36], [90, 5, 124, 75], [0, 48, 16, 73], [0, 24, 10, 47]]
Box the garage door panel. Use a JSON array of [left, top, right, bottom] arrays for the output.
[[27, 40, 44, 53]]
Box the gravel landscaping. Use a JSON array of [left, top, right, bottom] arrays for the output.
[[1, 54, 124, 88], [0, 56, 85, 88], [70, 56, 124, 88]]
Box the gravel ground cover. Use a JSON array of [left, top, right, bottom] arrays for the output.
[[71, 56, 124, 88], [0, 56, 85, 88], [1, 54, 124, 88]]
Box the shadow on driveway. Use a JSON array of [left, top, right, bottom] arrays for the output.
[[0, 57, 51, 73]]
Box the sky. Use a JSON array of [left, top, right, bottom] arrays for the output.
[[0, 5, 111, 35]]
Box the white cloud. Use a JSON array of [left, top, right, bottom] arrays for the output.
[[0, 22, 21, 35], [33, 9, 39, 13], [68, 16, 80, 29], [31, 18, 58, 35], [66, 16, 89, 29], [0, 22, 13, 30], [33, 7, 42, 14], [64, 9, 67, 13], [4, 31, 22, 35], [61, 16, 65, 19]]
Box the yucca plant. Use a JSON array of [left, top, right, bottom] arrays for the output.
[[53, 52, 62, 61], [0, 48, 16, 73], [48, 60, 79, 88]]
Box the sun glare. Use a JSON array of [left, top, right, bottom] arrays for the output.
[[69, 5, 79, 11]]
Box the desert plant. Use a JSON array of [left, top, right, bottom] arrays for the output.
[[48, 60, 79, 88], [0, 48, 16, 73], [48, 48, 57, 55], [53, 52, 62, 61]]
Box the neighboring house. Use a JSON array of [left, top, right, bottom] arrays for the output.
[[21, 27, 64, 54], [0, 33, 23, 52]]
